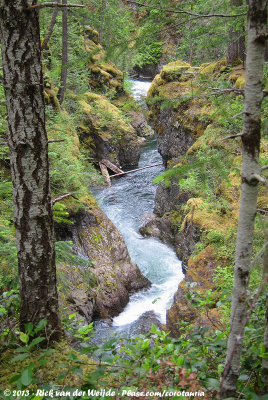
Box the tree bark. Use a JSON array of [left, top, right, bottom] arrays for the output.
[[0, 0, 61, 342], [218, 0, 267, 398], [58, 0, 68, 104], [227, 0, 245, 66]]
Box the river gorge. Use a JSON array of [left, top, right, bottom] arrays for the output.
[[92, 81, 184, 340]]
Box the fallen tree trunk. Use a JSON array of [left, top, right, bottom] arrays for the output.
[[110, 163, 163, 178]]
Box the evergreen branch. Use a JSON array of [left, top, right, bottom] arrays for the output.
[[25, 2, 85, 11], [52, 193, 78, 205], [125, 1, 247, 18]]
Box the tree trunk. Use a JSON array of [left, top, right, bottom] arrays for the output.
[[41, 0, 60, 51], [227, 0, 246, 66], [0, 0, 61, 342], [218, 0, 267, 398], [58, 0, 68, 104]]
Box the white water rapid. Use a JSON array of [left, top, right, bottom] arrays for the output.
[[94, 80, 183, 335]]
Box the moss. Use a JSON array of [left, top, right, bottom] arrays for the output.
[[160, 60, 191, 82], [199, 59, 227, 76], [84, 26, 100, 44], [79, 92, 136, 142], [235, 76, 246, 89], [181, 197, 236, 235]]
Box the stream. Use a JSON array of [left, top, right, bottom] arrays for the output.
[[93, 80, 183, 339]]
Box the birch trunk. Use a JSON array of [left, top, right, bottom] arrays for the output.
[[219, 0, 267, 397], [0, 0, 61, 342]]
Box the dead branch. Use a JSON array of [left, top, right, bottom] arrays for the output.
[[256, 33, 268, 41], [125, 1, 246, 18], [52, 192, 78, 205], [257, 209, 268, 215], [25, 2, 85, 11], [207, 87, 245, 96], [263, 90, 268, 98], [250, 174, 268, 189], [222, 133, 243, 140], [48, 139, 66, 143], [232, 111, 244, 119], [261, 165, 268, 172]]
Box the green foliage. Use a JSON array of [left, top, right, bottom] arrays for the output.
[[154, 145, 231, 202], [134, 40, 163, 68], [175, 0, 247, 64]]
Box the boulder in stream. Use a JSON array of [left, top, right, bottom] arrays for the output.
[[128, 311, 163, 335]]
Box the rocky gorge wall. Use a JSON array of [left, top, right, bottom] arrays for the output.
[[56, 198, 150, 323], [144, 59, 267, 336]]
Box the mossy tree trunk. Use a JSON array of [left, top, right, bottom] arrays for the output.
[[0, 0, 61, 342], [218, 0, 267, 398]]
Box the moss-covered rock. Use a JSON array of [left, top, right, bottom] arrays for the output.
[[166, 246, 225, 337], [77, 92, 143, 167], [84, 27, 124, 96]]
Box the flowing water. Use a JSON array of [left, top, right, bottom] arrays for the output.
[[93, 80, 183, 337]]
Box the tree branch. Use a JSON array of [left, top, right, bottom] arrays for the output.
[[232, 111, 244, 119], [25, 2, 85, 11], [52, 192, 78, 205], [125, 0, 247, 18], [250, 174, 268, 189], [48, 139, 66, 143], [256, 33, 268, 42], [263, 90, 268, 98], [261, 165, 268, 172], [207, 87, 245, 96], [222, 133, 243, 140]]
